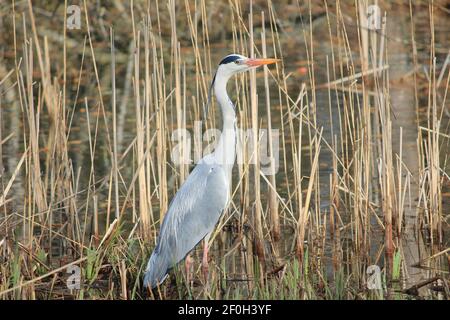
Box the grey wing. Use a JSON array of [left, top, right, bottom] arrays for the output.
[[143, 159, 228, 288]]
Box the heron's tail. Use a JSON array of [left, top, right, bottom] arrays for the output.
[[143, 251, 169, 289]]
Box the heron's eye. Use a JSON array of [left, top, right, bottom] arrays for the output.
[[234, 60, 241, 65]]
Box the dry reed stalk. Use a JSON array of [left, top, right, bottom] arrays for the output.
[[120, 259, 127, 300], [169, 0, 187, 183], [81, 97, 99, 247], [93, 194, 99, 246], [110, 28, 120, 221], [408, 0, 420, 123], [262, 2, 291, 223], [151, 5, 169, 223], [354, 0, 370, 252], [261, 11, 280, 242], [249, 2, 265, 266], [425, 3, 442, 244], [144, 12, 156, 235], [82, 0, 112, 151], [131, 3, 150, 241], [296, 129, 322, 263], [0, 148, 27, 208], [379, 42, 395, 273], [20, 39, 48, 221]]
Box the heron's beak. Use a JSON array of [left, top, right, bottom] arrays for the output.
[[245, 58, 280, 67]]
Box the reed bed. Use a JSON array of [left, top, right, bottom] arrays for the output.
[[0, 0, 448, 300]]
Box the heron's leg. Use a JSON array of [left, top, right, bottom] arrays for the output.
[[185, 254, 192, 285], [202, 234, 211, 281]]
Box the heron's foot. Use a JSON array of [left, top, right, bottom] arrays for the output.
[[201, 261, 209, 281], [201, 242, 209, 282], [185, 254, 193, 285]]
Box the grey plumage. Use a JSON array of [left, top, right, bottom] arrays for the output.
[[143, 155, 228, 288]]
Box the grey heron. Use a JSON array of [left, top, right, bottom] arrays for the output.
[[143, 54, 279, 289]]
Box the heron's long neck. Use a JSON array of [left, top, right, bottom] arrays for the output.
[[213, 74, 236, 181]]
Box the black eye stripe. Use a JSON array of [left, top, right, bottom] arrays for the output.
[[219, 55, 241, 65]]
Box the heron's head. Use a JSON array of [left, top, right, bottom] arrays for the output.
[[204, 54, 279, 118], [216, 54, 279, 78]]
